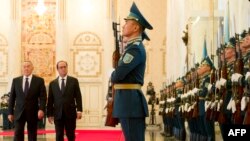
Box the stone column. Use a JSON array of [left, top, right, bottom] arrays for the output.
[[56, 0, 69, 64], [7, 0, 21, 90]]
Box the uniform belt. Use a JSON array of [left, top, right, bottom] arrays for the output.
[[114, 84, 142, 90], [199, 97, 205, 100]]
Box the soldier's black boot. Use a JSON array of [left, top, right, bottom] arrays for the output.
[[168, 125, 173, 137], [180, 128, 186, 141], [165, 125, 171, 137]]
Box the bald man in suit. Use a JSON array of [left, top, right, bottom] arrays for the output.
[[8, 61, 47, 141], [47, 60, 82, 141]]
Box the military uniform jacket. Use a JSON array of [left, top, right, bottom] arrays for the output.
[[199, 76, 210, 116], [111, 37, 149, 118]]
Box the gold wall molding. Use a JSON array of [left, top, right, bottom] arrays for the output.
[[27, 30, 54, 44], [58, 0, 66, 21], [72, 32, 103, 78], [162, 36, 166, 75], [72, 49, 102, 78], [0, 49, 8, 77], [73, 32, 102, 46], [23, 45, 55, 84], [11, 0, 17, 21], [21, 0, 56, 85], [161, 48, 166, 75], [23, 31, 55, 84], [0, 34, 8, 78], [0, 34, 8, 46]]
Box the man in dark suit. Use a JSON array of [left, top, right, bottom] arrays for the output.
[[8, 61, 47, 141], [47, 60, 82, 141]]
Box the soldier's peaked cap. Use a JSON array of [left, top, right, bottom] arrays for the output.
[[201, 56, 215, 70], [125, 2, 153, 30]]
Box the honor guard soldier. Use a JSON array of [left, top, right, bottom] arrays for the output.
[[241, 28, 250, 124], [183, 69, 197, 141], [159, 87, 167, 136], [111, 2, 153, 141], [227, 34, 245, 125], [162, 84, 174, 137], [243, 57, 250, 124], [166, 83, 175, 137], [189, 66, 200, 141], [219, 37, 236, 140], [173, 77, 186, 141], [198, 56, 216, 141]]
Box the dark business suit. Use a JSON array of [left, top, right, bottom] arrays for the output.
[[47, 76, 82, 141], [8, 75, 47, 141]]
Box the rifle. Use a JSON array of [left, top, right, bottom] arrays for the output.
[[192, 66, 199, 118], [169, 82, 175, 118], [243, 28, 250, 124], [244, 99, 250, 124], [218, 45, 227, 124], [205, 67, 216, 121], [243, 57, 250, 125], [186, 68, 195, 119], [105, 22, 121, 127], [182, 80, 187, 118], [232, 33, 244, 124]]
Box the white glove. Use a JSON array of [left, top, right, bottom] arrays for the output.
[[217, 100, 223, 111], [211, 100, 218, 109], [181, 105, 185, 113], [245, 72, 250, 80], [227, 98, 232, 110], [241, 96, 247, 111], [185, 103, 189, 111], [231, 73, 243, 82], [193, 87, 200, 94], [159, 101, 165, 104], [205, 101, 210, 112], [215, 81, 221, 89], [159, 108, 163, 112], [165, 108, 169, 113], [220, 78, 227, 87], [208, 84, 213, 91], [231, 100, 236, 113], [231, 74, 235, 82], [188, 106, 192, 112]]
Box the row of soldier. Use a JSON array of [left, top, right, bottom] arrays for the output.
[[159, 28, 250, 141]]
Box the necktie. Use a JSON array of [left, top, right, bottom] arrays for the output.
[[24, 77, 29, 96], [61, 78, 65, 93]]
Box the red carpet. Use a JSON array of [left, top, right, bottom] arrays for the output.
[[0, 129, 125, 141]]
